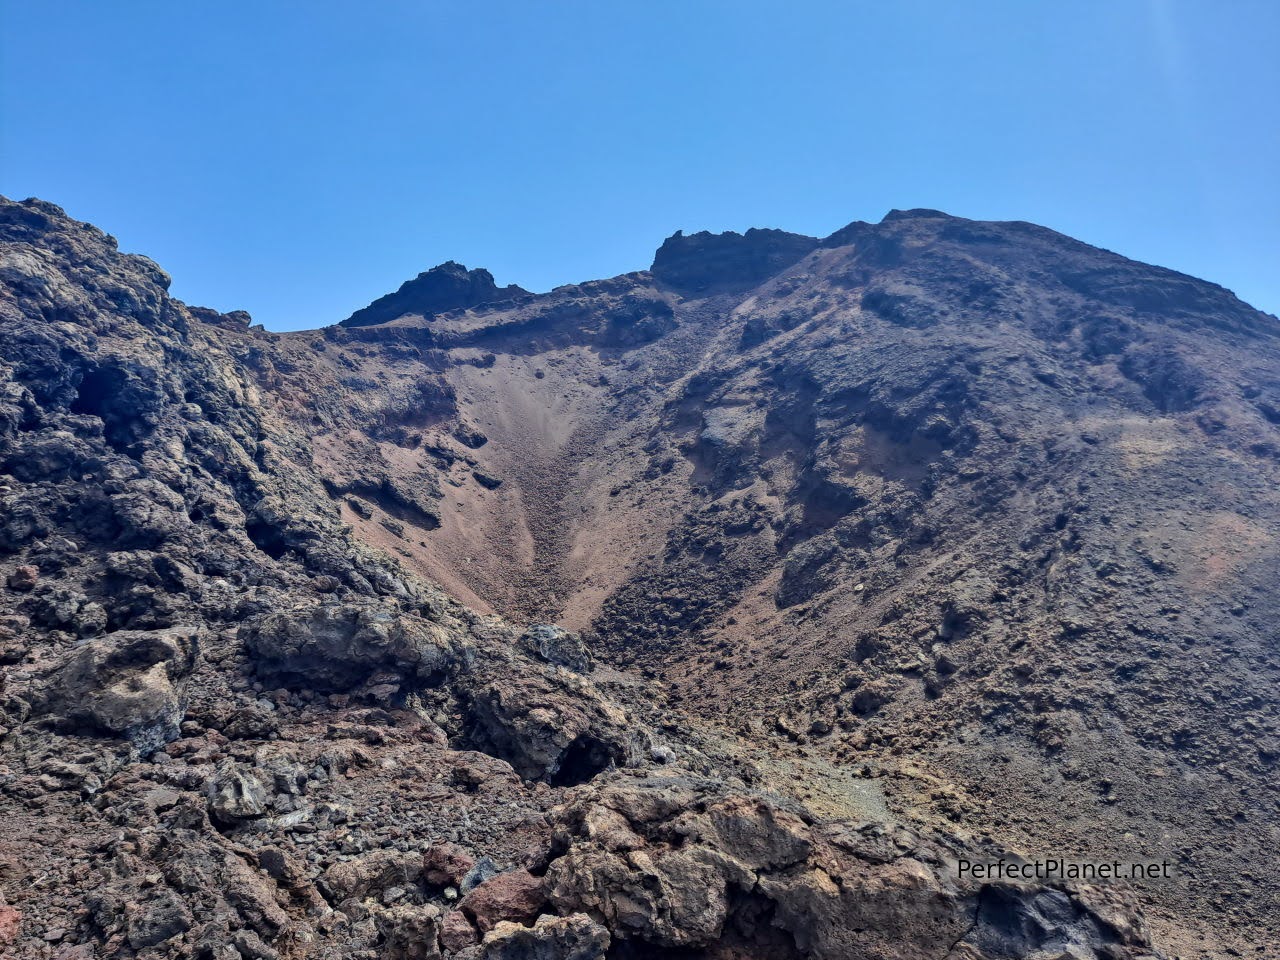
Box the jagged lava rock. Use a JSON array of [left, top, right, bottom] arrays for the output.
[[27, 626, 200, 754], [342, 261, 529, 327]]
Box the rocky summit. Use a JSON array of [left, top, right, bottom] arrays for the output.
[[0, 194, 1277, 960]]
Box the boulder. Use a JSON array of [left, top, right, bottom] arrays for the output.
[[258, 846, 328, 916], [459, 869, 546, 933], [6, 564, 37, 591], [520, 625, 593, 673], [244, 602, 459, 692], [459, 857, 499, 896], [87, 827, 291, 950], [31, 626, 200, 754], [422, 842, 476, 887], [375, 903, 443, 960], [547, 843, 740, 948], [440, 909, 479, 952], [230, 929, 279, 960], [462, 670, 645, 784], [125, 890, 193, 950], [220, 703, 280, 740], [545, 779, 763, 949], [967, 884, 1135, 960], [321, 850, 423, 905], [0, 906, 19, 947], [479, 913, 610, 960], [208, 762, 269, 824]]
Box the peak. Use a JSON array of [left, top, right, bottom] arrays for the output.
[[341, 261, 529, 327], [880, 208, 954, 223], [651, 227, 818, 295], [422, 260, 479, 277]]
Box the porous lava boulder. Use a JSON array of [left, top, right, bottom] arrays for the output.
[[462, 668, 649, 784], [458, 869, 547, 933], [243, 601, 462, 691], [520, 624, 593, 673], [376, 904, 444, 960], [6, 564, 37, 591], [29, 625, 200, 754], [321, 849, 425, 906], [476, 913, 610, 960]]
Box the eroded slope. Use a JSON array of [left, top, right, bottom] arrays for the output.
[[259, 210, 1280, 954]]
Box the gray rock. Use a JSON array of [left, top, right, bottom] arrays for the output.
[[125, 889, 193, 950], [520, 624, 593, 673], [208, 761, 269, 823], [244, 601, 460, 692], [459, 856, 498, 895], [478, 913, 610, 960], [31, 626, 200, 755]]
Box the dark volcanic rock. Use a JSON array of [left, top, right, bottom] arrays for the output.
[[28, 626, 201, 754], [342, 261, 529, 327], [207, 761, 270, 824], [545, 774, 1147, 958], [243, 601, 461, 691], [651, 227, 818, 294], [460, 668, 647, 784], [520, 624, 593, 673]]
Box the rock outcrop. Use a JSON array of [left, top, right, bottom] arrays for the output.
[[342, 262, 529, 328], [460, 668, 648, 784], [651, 228, 819, 294], [244, 602, 462, 692], [520, 625, 592, 674], [544, 774, 1147, 959]]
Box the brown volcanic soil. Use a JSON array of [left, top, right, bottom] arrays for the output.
[[1, 197, 1278, 959]]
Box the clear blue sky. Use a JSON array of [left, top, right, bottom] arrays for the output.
[[2, 1, 1277, 330]]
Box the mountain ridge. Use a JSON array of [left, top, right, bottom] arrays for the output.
[[1, 194, 1277, 958], [330, 207, 1271, 336]]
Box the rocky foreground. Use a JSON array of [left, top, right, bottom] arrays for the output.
[[1, 195, 1275, 958]]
